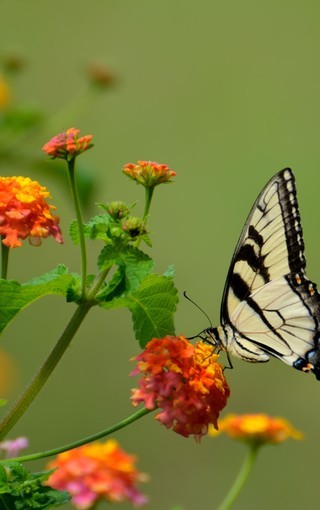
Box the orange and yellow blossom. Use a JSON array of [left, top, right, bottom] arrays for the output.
[[123, 160, 176, 188], [0, 176, 62, 248], [209, 413, 303, 446], [42, 128, 93, 160], [47, 440, 148, 509], [131, 336, 230, 441]]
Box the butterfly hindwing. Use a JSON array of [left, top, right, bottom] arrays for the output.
[[230, 274, 320, 370]]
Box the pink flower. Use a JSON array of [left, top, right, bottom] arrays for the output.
[[47, 440, 148, 509], [0, 437, 29, 458]]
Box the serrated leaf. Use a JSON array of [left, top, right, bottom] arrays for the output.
[[66, 273, 94, 303], [99, 274, 178, 347], [97, 245, 118, 270], [117, 247, 154, 293], [69, 214, 111, 245], [96, 267, 126, 302], [0, 464, 9, 491], [97, 246, 154, 300], [69, 219, 79, 244], [0, 462, 70, 509], [0, 265, 73, 335]]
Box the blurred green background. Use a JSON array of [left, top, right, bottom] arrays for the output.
[[1, 1, 320, 509]]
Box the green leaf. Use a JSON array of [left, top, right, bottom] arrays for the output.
[[0, 265, 73, 335], [96, 267, 126, 302], [66, 273, 96, 303], [99, 273, 179, 347], [0, 462, 70, 509], [69, 219, 80, 245], [96, 245, 118, 270], [69, 214, 111, 244], [97, 246, 154, 301]]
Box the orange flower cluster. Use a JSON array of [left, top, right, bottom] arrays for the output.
[[0, 176, 62, 248], [209, 413, 303, 446], [47, 440, 148, 509], [131, 336, 230, 441], [123, 160, 176, 188], [42, 128, 93, 160]]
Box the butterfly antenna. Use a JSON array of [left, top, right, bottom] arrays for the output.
[[183, 291, 213, 328]]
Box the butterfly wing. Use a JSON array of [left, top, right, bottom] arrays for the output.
[[221, 168, 305, 323], [229, 274, 320, 377], [220, 168, 320, 378]]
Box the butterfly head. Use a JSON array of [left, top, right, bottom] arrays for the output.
[[196, 326, 226, 352]]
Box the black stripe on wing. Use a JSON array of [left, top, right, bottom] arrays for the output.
[[231, 273, 320, 378], [221, 168, 306, 323], [277, 170, 306, 275]]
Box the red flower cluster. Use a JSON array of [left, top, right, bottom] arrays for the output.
[[47, 440, 148, 509], [123, 160, 176, 188], [131, 336, 230, 441], [42, 128, 93, 160], [0, 176, 62, 248]]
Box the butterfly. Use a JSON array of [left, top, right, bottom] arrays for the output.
[[202, 168, 320, 380]]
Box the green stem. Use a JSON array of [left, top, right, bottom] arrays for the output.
[[67, 157, 87, 298], [1, 241, 9, 279], [134, 186, 154, 249], [217, 444, 260, 510], [0, 303, 91, 441], [2, 408, 153, 464], [86, 267, 111, 301], [143, 186, 154, 222]]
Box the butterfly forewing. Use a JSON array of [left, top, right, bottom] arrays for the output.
[[221, 168, 306, 324]]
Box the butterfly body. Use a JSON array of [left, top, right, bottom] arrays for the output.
[[204, 168, 320, 380]]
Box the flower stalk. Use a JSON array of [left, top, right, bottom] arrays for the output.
[[142, 186, 154, 223], [217, 444, 259, 510], [0, 408, 153, 464], [67, 157, 87, 299], [0, 303, 91, 441]]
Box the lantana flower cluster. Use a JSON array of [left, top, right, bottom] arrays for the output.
[[209, 413, 303, 446], [0, 176, 62, 248], [47, 439, 148, 509], [123, 160, 176, 188], [131, 336, 230, 441], [42, 127, 93, 160]]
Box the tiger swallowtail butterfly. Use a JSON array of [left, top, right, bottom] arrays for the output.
[[202, 168, 320, 380]]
